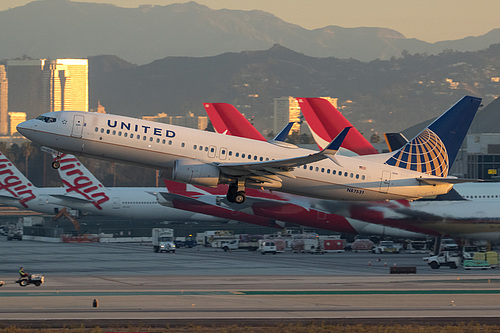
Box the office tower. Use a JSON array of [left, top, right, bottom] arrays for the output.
[[7, 58, 88, 121], [0, 65, 7, 135]]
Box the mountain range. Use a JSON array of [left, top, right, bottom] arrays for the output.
[[87, 43, 500, 136], [2, 0, 500, 64]]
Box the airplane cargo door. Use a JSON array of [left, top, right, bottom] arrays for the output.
[[71, 115, 84, 138], [112, 197, 120, 209], [379, 171, 391, 193]]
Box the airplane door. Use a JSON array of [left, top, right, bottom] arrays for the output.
[[71, 114, 85, 138], [208, 145, 217, 158], [220, 147, 228, 160], [379, 171, 391, 193], [112, 197, 120, 209]]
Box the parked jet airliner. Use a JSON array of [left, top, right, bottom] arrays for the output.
[[0, 149, 228, 223], [17, 96, 481, 204]]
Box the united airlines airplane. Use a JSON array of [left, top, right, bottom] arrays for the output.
[[17, 96, 481, 204]]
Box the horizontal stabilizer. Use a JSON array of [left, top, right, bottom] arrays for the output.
[[417, 177, 482, 186]]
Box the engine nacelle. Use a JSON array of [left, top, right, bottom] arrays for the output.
[[172, 159, 220, 187]]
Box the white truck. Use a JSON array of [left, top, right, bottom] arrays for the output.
[[372, 240, 402, 254], [426, 251, 461, 269], [152, 228, 176, 253]]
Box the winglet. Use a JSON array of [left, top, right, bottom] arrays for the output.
[[273, 122, 295, 142], [321, 127, 352, 156]]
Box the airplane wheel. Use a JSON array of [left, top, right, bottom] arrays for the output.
[[52, 160, 60, 169], [234, 191, 246, 204]]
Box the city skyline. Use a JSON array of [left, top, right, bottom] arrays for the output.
[[1, 0, 500, 43]]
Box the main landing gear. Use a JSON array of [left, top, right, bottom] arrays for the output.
[[226, 181, 246, 204], [52, 155, 62, 169]]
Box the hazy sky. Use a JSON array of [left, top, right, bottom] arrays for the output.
[[2, 0, 500, 43]]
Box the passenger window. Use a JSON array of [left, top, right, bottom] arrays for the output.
[[95, 127, 98, 132], [350, 173, 353, 178], [199, 146, 203, 151], [321, 168, 324, 173], [327, 169, 330, 174], [211, 147, 215, 153], [106, 129, 110, 134], [333, 170, 336, 175], [182, 143, 186, 147], [362, 175, 366, 180], [143, 136, 147, 140], [156, 138, 160, 143], [124, 133, 128, 138], [229, 151, 233, 156], [236, 152, 239, 157], [204, 147, 208, 151], [162, 139, 165, 144], [242, 153, 246, 158], [169, 140, 173, 145], [356, 174, 359, 179], [194, 145, 197, 149], [101, 128, 104, 133], [309, 166, 313, 170], [254, 156, 257, 160], [149, 137, 153, 142], [130, 134, 134, 138], [112, 130, 116, 135], [260, 157, 263, 161], [248, 155, 252, 159], [118, 131, 122, 136], [315, 167, 319, 172]]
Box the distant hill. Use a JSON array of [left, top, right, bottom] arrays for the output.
[[88, 44, 500, 136], [2, 0, 500, 64]]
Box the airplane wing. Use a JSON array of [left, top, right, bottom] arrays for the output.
[[49, 194, 94, 204], [217, 127, 351, 180]]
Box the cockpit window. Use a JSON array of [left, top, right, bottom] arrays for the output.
[[36, 115, 57, 123]]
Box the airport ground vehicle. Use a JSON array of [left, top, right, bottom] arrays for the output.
[[259, 240, 277, 255], [7, 230, 22, 241], [174, 235, 197, 248], [440, 238, 459, 251], [407, 240, 430, 254], [152, 228, 176, 253], [426, 251, 461, 269], [291, 237, 325, 254], [372, 240, 401, 254], [351, 239, 374, 252], [16, 274, 44, 287]]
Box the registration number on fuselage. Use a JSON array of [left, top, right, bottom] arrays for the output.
[[346, 188, 365, 195]]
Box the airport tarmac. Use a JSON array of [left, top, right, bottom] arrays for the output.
[[1, 237, 500, 326]]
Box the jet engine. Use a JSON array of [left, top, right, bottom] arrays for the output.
[[171, 159, 221, 187]]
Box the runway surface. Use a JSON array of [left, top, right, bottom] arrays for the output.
[[1, 238, 500, 326]]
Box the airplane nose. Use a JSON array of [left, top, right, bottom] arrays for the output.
[[16, 119, 34, 136]]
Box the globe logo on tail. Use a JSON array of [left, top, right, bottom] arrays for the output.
[[385, 129, 449, 177]]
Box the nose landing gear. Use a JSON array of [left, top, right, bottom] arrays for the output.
[[51, 154, 62, 169]]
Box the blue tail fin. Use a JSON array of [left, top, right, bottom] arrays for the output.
[[385, 96, 481, 177]]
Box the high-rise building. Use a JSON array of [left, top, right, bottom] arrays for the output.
[[6, 59, 44, 121], [42, 59, 89, 113], [273, 96, 338, 135], [8, 112, 26, 136], [0, 65, 7, 135], [273, 96, 301, 135], [7, 58, 88, 121]]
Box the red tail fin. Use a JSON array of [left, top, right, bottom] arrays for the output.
[[203, 103, 266, 141], [297, 98, 378, 155]]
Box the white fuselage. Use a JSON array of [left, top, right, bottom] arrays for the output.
[[18, 111, 453, 202]]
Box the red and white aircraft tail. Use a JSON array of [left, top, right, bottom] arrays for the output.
[[296, 97, 379, 155]]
